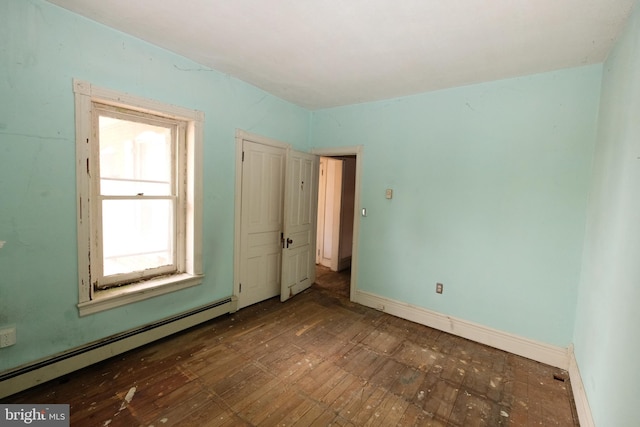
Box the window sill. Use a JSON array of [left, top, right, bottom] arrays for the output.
[[77, 273, 204, 317]]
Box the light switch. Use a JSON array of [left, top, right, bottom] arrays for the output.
[[385, 189, 393, 199]]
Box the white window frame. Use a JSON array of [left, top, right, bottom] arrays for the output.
[[74, 79, 204, 316]]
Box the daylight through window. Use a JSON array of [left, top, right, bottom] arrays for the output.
[[74, 80, 203, 315], [96, 106, 182, 288]]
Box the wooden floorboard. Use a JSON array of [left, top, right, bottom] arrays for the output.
[[4, 269, 579, 426]]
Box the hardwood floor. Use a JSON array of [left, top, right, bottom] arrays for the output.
[[5, 271, 579, 426], [315, 265, 351, 299]]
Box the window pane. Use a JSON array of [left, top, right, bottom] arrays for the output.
[[99, 116, 173, 196], [102, 199, 174, 277], [100, 179, 171, 196]]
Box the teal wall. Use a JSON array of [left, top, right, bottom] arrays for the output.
[[311, 66, 602, 347], [0, 0, 310, 371], [574, 1, 640, 426]]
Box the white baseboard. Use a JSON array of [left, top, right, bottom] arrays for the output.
[[568, 344, 595, 427], [354, 290, 569, 370]]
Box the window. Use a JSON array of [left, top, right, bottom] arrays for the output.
[[74, 80, 203, 316]]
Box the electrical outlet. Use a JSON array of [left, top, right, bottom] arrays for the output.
[[436, 283, 443, 294], [0, 327, 16, 348]]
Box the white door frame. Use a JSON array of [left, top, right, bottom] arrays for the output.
[[233, 129, 290, 308], [234, 135, 362, 307], [311, 146, 363, 301]]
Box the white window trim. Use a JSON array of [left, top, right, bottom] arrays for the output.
[[74, 79, 204, 316]]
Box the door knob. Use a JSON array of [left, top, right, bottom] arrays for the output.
[[286, 238, 293, 248]]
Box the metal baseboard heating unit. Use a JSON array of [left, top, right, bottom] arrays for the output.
[[0, 296, 236, 399]]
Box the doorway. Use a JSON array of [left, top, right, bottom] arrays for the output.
[[234, 130, 319, 309], [311, 147, 363, 301]]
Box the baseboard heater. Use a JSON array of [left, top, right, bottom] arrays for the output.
[[0, 296, 237, 399]]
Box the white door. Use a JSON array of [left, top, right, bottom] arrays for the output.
[[315, 158, 327, 265], [281, 149, 319, 302], [238, 140, 286, 309], [319, 157, 343, 271]]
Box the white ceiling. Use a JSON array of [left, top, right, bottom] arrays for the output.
[[47, 0, 635, 110]]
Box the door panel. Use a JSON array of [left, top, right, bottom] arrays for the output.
[[281, 150, 319, 302], [316, 158, 327, 264], [322, 158, 343, 270], [238, 140, 285, 309]]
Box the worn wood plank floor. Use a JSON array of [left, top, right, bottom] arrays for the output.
[[5, 270, 579, 426]]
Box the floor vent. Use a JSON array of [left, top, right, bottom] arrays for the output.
[[553, 373, 568, 382]]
